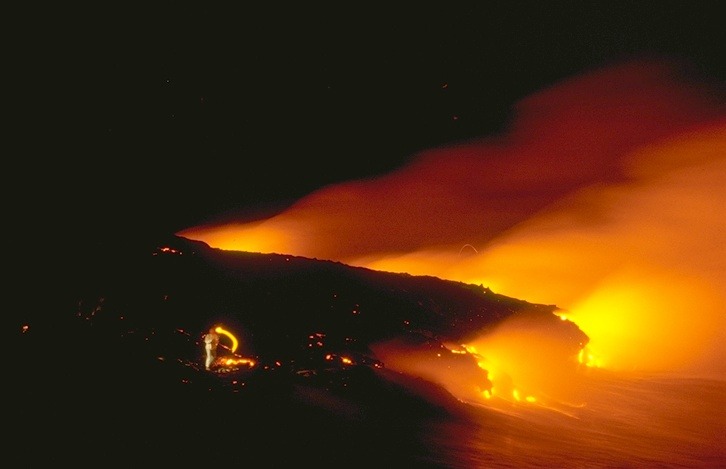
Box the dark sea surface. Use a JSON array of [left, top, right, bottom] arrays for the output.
[[240, 371, 724, 468], [417, 373, 725, 468], [203, 370, 724, 468], [15, 359, 724, 468]]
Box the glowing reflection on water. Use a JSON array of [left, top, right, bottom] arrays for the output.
[[420, 371, 725, 468]]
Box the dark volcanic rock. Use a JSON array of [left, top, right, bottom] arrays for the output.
[[18, 234, 586, 382], [13, 234, 587, 466]]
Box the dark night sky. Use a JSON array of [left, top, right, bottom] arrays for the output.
[[16, 2, 723, 245]]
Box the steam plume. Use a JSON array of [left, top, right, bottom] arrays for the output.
[[179, 59, 725, 379]]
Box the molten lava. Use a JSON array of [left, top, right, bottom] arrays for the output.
[[179, 58, 725, 386]]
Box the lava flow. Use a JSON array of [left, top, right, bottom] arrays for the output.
[[179, 58, 725, 390]]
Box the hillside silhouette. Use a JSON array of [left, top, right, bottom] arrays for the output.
[[14, 234, 587, 466]]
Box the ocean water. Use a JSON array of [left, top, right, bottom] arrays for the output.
[[413, 372, 725, 468], [184, 369, 724, 468], [15, 359, 724, 468]]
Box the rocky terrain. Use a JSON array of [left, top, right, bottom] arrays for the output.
[[13, 234, 587, 466]]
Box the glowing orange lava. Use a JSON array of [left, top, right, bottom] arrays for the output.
[[179, 59, 725, 382]]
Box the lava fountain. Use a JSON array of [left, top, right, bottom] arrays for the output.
[[179, 59, 725, 386]]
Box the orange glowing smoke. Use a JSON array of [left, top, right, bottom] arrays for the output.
[[179, 59, 725, 380]]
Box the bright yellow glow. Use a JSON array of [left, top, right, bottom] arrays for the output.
[[179, 68, 726, 382], [221, 357, 255, 367], [578, 347, 602, 368], [566, 266, 722, 373], [214, 326, 238, 353]]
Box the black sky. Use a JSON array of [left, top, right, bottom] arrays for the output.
[[18, 2, 723, 245]]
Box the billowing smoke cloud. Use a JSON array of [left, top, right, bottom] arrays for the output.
[[179, 59, 725, 379]]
